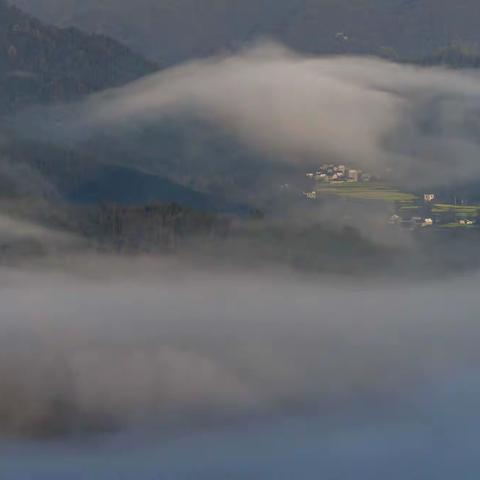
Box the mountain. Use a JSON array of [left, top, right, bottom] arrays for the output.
[[9, 0, 480, 65], [0, 0, 156, 112], [0, 2, 230, 212], [0, 132, 243, 214]]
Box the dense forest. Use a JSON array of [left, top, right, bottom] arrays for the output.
[[0, 0, 156, 112]]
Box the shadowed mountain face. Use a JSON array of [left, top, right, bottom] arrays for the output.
[[0, 138, 221, 209], [0, 0, 156, 112], [9, 0, 480, 64], [4, 0, 480, 215], [0, 2, 226, 211]]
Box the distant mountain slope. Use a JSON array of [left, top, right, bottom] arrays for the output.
[[10, 0, 480, 64], [66, 165, 216, 208], [0, 0, 156, 112], [0, 3, 250, 213], [0, 137, 237, 211]]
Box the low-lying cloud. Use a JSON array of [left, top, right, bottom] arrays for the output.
[[0, 256, 478, 438], [13, 42, 480, 186]]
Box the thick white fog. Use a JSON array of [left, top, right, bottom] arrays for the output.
[[1, 255, 478, 434], [0, 256, 479, 477], [4, 39, 480, 478], [14, 42, 480, 186]]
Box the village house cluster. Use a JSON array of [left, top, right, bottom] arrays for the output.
[[388, 214, 434, 229], [306, 164, 374, 184], [389, 211, 477, 229], [390, 193, 479, 229], [303, 164, 480, 229]]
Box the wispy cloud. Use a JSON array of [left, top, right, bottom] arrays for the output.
[[13, 41, 480, 186]]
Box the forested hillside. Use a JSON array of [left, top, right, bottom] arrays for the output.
[[0, 0, 156, 112], [0, 137, 223, 208], [0, 1, 478, 276], [0, 2, 224, 211], [10, 0, 480, 64]]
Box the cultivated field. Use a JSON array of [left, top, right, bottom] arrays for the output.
[[316, 183, 480, 229], [316, 183, 417, 203], [431, 204, 480, 215]]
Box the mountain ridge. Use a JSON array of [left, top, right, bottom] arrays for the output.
[[10, 0, 480, 65], [0, 0, 157, 112], [0, 3, 229, 213]]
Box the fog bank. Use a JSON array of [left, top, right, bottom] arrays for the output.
[[0, 257, 478, 437], [13, 42, 480, 186]]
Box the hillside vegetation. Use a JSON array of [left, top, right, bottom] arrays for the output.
[[0, 2, 225, 211], [0, 0, 156, 111], [10, 0, 480, 64]]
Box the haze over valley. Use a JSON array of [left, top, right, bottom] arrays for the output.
[[1, 1, 480, 478]]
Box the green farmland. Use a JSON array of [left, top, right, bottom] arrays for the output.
[[315, 182, 480, 229], [431, 204, 480, 215], [438, 222, 478, 229], [316, 182, 417, 203]]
